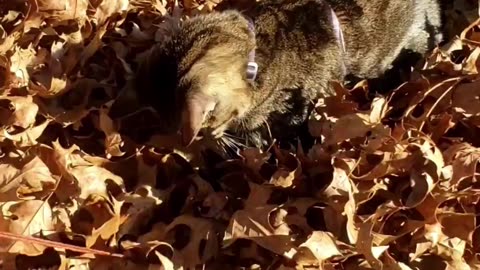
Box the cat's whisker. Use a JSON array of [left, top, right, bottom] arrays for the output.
[[222, 136, 240, 149], [263, 118, 273, 142], [216, 138, 230, 155], [218, 136, 243, 156], [223, 133, 247, 146]]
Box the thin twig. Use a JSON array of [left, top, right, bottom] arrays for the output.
[[0, 231, 124, 258]]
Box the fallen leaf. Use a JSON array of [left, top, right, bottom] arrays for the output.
[[0, 200, 55, 255], [32, 0, 89, 22], [98, 107, 125, 158], [0, 96, 39, 128], [163, 215, 218, 267], [0, 154, 58, 201], [85, 196, 128, 248], [294, 231, 342, 263], [52, 141, 125, 200], [223, 205, 297, 258], [8, 45, 36, 86]]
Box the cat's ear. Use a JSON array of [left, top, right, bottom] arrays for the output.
[[180, 93, 216, 146]]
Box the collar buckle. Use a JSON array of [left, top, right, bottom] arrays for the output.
[[246, 61, 258, 81]]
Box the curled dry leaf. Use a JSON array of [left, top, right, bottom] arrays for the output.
[[52, 141, 124, 200], [356, 220, 388, 269], [404, 167, 435, 208], [29, 71, 68, 98], [437, 210, 475, 244], [293, 231, 342, 264], [99, 108, 126, 158], [1, 119, 51, 147], [8, 45, 37, 86], [443, 143, 480, 188], [269, 151, 302, 188], [311, 92, 388, 147], [154, 250, 175, 270], [322, 157, 354, 200], [224, 205, 297, 259], [240, 147, 271, 173]]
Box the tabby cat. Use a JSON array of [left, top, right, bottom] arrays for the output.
[[132, 0, 442, 152]]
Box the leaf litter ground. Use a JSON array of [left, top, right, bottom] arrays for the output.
[[1, 0, 480, 269]]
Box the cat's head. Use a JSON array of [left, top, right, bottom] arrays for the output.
[[135, 11, 256, 146]]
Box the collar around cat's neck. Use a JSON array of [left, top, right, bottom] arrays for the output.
[[246, 19, 258, 82], [329, 6, 346, 54], [244, 3, 346, 82]]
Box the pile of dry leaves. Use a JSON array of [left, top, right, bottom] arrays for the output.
[[1, 0, 480, 269]]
